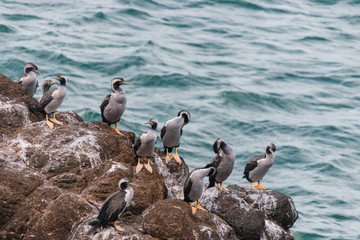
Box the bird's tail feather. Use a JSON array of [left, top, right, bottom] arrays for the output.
[[27, 105, 37, 113], [89, 220, 99, 226], [88, 219, 102, 234], [28, 105, 46, 116], [208, 175, 215, 188]]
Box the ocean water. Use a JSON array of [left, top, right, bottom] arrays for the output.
[[1, 0, 360, 239]]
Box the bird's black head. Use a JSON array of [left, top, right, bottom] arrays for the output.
[[204, 164, 216, 176], [42, 79, 59, 93], [213, 138, 227, 154], [266, 143, 276, 155], [213, 138, 221, 154], [52, 74, 67, 86], [111, 78, 132, 92], [177, 110, 191, 125], [24, 62, 42, 75], [118, 178, 131, 191], [145, 118, 158, 130]]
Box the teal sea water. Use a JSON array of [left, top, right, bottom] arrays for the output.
[[1, 0, 360, 239]]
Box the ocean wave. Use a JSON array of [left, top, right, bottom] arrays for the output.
[[2, 13, 43, 21], [0, 24, 16, 33], [223, 90, 298, 113]]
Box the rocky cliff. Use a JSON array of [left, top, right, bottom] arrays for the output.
[[0, 73, 298, 240]]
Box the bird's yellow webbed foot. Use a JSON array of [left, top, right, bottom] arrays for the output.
[[46, 114, 54, 129], [250, 182, 256, 189], [255, 181, 267, 190], [114, 122, 125, 136], [195, 200, 207, 212], [144, 159, 153, 173], [135, 158, 144, 174], [113, 220, 124, 231], [165, 148, 172, 164], [189, 203, 197, 214], [219, 182, 229, 191], [173, 148, 182, 165], [49, 113, 63, 125]]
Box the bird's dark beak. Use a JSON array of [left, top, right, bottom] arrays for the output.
[[49, 80, 60, 85], [270, 149, 275, 157], [35, 69, 44, 76]]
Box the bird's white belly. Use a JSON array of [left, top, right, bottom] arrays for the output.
[[44, 88, 66, 114], [216, 160, 234, 183], [22, 74, 37, 96], [125, 188, 134, 206], [137, 133, 156, 157], [188, 179, 203, 202], [163, 126, 182, 147], [249, 160, 273, 182], [104, 96, 126, 123]]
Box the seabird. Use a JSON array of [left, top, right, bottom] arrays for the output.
[[134, 118, 158, 174], [243, 143, 276, 190], [100, 78, 131, 136], [208, 138, 235, 191], [89, 178, 134, 232], [160, 110, 191, 165], [42, 79, 59, 94], [36, 74, 67, 129], [184, 164, 216, 214], [17, 62, 43, 97]]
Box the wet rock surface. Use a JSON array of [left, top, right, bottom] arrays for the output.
[[0, 73, 298, 240]]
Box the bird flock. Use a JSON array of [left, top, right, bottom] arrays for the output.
[[16, 62, 277, 233]]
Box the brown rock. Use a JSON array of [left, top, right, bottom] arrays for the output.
[[0, 73, 38, 107], [0, 73, 39, 139], [80, 161, 133, 204], [0, 161, 43, 228], [51, 172, 86, 193], [22, 193, 93, 240], [141, 199, 238, 240], [0, 184, 62, 240], [81, 160, 167, 216], [130, 169, 168, 215]]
